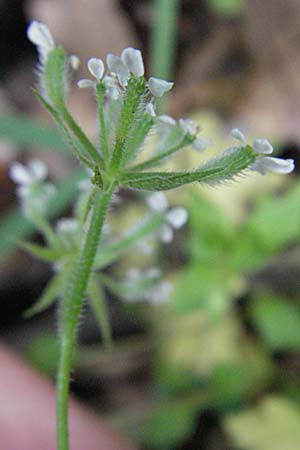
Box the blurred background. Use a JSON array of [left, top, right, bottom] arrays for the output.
[[1, 1, 300, 449]]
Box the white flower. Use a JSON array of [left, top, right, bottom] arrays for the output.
[[231, 128, 247, 145], [231, 129, 273, 155], [159, 224, 174, 243], [106, 53, 130, 86], [27, 21, 55, 61], [148, 77, 174, 97], [146, 192, 169, 212], [9, 160, 47, 186], [179, 118, 198, 136], [166, 207, 188, 229], [9, 160, 55, 215], [230, 129, 294, 174], [252, 157, 295, 175], [121, 48, 144, 77], [253, 138, 273, 155], [145, 102, 156, 117], [77, 79, 95, 89], [88, 58, 104, 81], [192, 136, 212, 153], [69, 55, 80, 70]]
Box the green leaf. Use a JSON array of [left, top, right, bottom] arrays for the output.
[[122, 114, 154, 165], [34, 91, 94, 168], [250, 294, 300, 351], [210, 346, 273, 407], [111, 76, 146, 169], [0, 115, 67, 151], [187, 190, 236, 264], [247, 183, 300, 252], [44, 47, 68, 106], [141, 399, 198, 449], [224, 396, 300, 450], [24, 273, 63, 318], [17, 241, 63, 262], [171, 264, 231, 318], [121, 146, 256, 190]]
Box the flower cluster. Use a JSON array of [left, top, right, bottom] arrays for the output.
[[78, 48, 173, 97], [231, 128, 294, 175], [10, 20, 294, 308], [122, 267, 173, 305], [146, 192, 188, 243], [9, 160, 55, 217]]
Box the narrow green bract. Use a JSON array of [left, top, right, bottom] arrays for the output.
[[44, 48, 68, 106]]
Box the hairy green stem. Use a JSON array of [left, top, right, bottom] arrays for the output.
[[131, 137, 191, 171], [96, 83, 110, 162], [56, 186, 114, 450]]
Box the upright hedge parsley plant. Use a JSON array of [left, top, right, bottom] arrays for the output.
[[11, 21, 294, 450]]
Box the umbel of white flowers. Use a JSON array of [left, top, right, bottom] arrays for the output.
[[26, 20, 294, 186]]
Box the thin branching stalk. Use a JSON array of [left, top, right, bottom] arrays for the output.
[[56, 186, 114, 450]]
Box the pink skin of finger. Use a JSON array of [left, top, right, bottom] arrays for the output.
[[0, 344, 137, 450]]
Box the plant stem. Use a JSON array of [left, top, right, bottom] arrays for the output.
[[131, 137, 190, 171], [56, 186, 114, 450], [150, 0, 179, 80], [96, 83, 110, 162]]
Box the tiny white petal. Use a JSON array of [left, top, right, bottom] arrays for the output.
[[253, 138, 273, 155], [28, 159, 47, 180], [254, 157, 295, 175], [179, 118, 198, 136], [27, 21, 54, 59], [69, 55, 80, 70], [192, 136, 212, 153], [88, 58, 104, 80], [145, 103, 156, 117], [9, 162, 32, 185], [121, 47, 144, 77], [107, 54, 130, 86], [231, 128, 247, 145], [166, 207, 188, 229], [146, 192, 169, 212], [157, 114, 176, 126], [159, 224, 174, 243], [77, 79, 95, 89], [148, 77, 174, 97]]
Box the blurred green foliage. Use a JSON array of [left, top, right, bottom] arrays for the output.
[[206, 0, 245, 17]]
